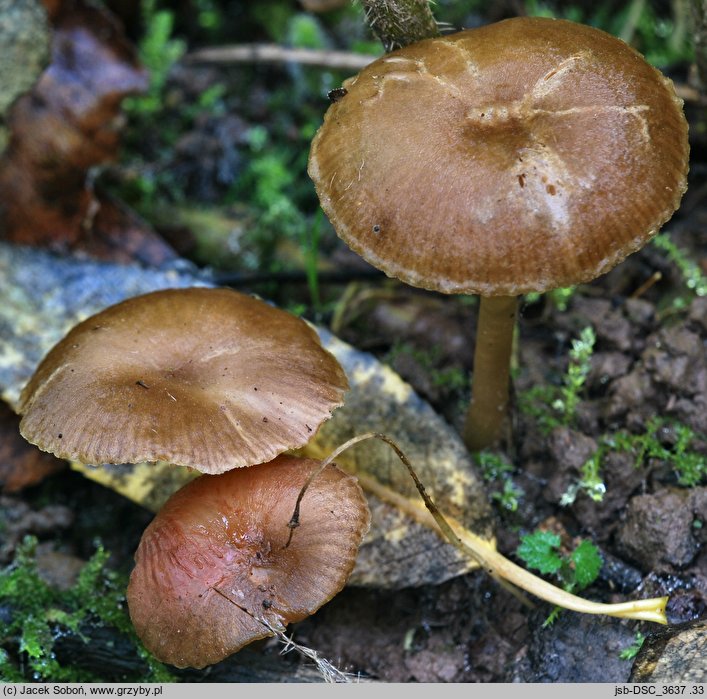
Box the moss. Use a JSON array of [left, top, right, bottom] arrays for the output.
[[518, 325, 596, 432], [561, 418, 705, 505], [0, 536, 174, 683], [619, 631, 646, 661], [474, 451, 524, 512], [652, 234, 707, 299], [609, 417, 706, 487], [524, 285, 576, 312], [386, 341, 469, 393]]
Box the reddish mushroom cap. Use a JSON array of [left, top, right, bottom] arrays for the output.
[[18, 287, 348, 473], [308, 17, 689, 296], [126, 455, 370, 669]]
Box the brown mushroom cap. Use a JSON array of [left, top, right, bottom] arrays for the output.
[[126, 455, 370, 669], [18, 288, 348, 473], [308, 17, 689, 296]]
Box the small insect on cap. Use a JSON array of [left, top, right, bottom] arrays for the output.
[[18, 287, 348, 473], [308, 17, 689, 297], [127, 455, 371, 669]]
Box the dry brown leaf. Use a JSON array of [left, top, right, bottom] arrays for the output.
[[0, 0, 173, 264], [0, 401, 65, 493]]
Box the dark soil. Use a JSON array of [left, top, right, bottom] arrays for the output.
[[288, 240, 707, 682], [3, 232, 705, 682]]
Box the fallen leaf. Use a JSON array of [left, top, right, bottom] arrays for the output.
[[300, 329, 494, 587], [0, 0, 173, 264], [0, 401, 65, 493], [0, 242, 495, 588]]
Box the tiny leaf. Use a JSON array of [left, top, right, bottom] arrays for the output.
[[517, 531, 563, 575], [570, 540, 602, 588]]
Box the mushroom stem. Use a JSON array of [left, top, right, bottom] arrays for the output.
[[298, 432, 669, 624], [463, 295, 518, 452]]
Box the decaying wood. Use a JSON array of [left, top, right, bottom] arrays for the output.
[[1, 618, 351, 682], [630, 619, 707, 683]]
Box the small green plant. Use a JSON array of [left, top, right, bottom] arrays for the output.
[[227, 125, 315, 275], [304, 209, 324, 313], [562, 417, 705, 506], [524, 0, 694, 67], [475, 451, 524, 512], [124, 0, 186, 118], [519, 326, 596, 432], [288, 13, 328, 50], [116, 0, 210, 215], [652, 233, 707, 297], [191, 0, 224, 37], [517, 530, 603, 625], [524, 286, 576, 312], [0, 536, 173, 682], [554, 326, 596, 422], [610, 417, 706, 487], [560, 449, 606, 506], [619, 631, 646, 661], [517, 531, 602, 591], [386, 342, 469, 392]]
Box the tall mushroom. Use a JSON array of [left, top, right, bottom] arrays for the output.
[[308, 17, 689, 451]]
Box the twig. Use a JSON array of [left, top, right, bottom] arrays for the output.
[[186, 44, 379, 71], [212, 587, 352, 683], [272, 627, 355, 683], [630, 271, 662, 299]]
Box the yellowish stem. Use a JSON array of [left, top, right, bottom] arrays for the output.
[[355, 470, 667, 623], [464, 296, 518, 452], [301, 433, 668, 625]]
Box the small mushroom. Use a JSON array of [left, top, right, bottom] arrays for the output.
[[308, 17, 689, 450], [127, 454, 370, 669], [17, 287, 348, 472], [16, 287, 369, 668]]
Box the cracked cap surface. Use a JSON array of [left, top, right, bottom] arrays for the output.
[[308, 17, 689, 296], [127, 455, 371, 669]]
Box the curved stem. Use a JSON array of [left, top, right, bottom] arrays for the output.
[[464, 295, 518, 452], [356, 464, 667, 624], [294, 432, 668, 624]]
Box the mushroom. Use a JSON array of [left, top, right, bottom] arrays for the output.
[[308, 17, 689, 451], [17, 287, 348, 472], [16, 287, 370, 667], [127, 454, 370, 669]]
